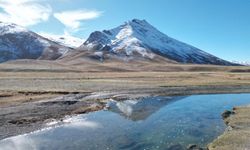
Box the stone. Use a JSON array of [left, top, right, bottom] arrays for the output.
[[221, 110, 234, 119]]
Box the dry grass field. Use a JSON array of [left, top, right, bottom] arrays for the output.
[[0, 59, 250, 94]]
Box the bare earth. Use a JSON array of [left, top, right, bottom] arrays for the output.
[[1, 59, 250, 149]]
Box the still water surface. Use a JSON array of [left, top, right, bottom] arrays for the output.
[[1, 94, 250, 150]]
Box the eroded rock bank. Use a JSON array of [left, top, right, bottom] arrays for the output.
[[208, 106, 250, 150]]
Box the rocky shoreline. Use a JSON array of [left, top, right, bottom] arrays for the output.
[[208, 105, 250, 150]]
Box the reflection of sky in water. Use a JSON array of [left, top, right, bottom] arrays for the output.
[[1, 94, 250, 150]]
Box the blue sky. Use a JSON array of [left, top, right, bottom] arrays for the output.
[[0, 0, 249, 61]]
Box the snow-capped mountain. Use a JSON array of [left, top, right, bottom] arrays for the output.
[[81, 19, 233, 65], [231, 61, 250, 66], [0, 22, 72, 63], [39, 32, 84, 48]]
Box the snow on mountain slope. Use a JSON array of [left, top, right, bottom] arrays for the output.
[[0, 22, 28, 35], [0, 22, 72, 63], [81, 19, 233, 65], [39, 32, 84, 48], [232, 61, 250, 66]]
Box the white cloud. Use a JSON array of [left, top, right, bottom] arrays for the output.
[[0, 0, 52, 26], [54, 10, 102, 31]]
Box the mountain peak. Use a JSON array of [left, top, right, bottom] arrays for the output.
[[129, 19, 149, 25], [0, 22, 28, 35], [132, 18, 146, 23], [81, 19, 233, 65]]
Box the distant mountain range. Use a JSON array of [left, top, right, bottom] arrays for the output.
[[232, 61, 250, 66], [0, 19, 238, 65], [39, 32, 84, 48], [0, 22, 72, 63]]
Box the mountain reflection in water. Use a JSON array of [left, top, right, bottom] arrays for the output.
[[107, 96, 186, 121]]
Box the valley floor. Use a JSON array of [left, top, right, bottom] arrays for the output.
[[1, 60, 250, 149]]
